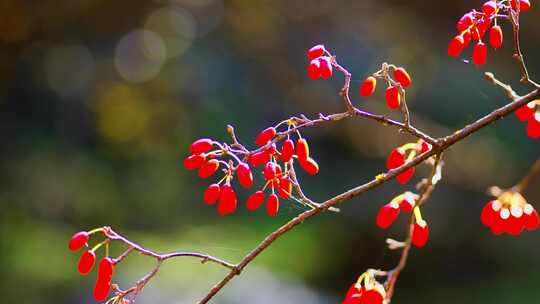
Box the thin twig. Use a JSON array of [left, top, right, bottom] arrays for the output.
[[510, 8, 540, 88], [514, 156, 540, 192]]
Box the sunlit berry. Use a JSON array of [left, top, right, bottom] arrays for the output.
[[385, 86, 401, 109], [318, 56, 333, 80], [489, 25, 503, 49], [300, 157, 319, 175], [386, 148, 405, 170], [266, 193, 280, 217], [237, 162, 254, 188], [448, 35, 465, 58], [360, 76, 377, 97], [94, 257, 114, 301], [481, 200, 501, 228], [296, 138, 310, 161], [507, 206, 525, 236], [278, 178, 292, 199], [482, 1, 497, 15], [307, 44, 326, 60], [400, 192, 417, 213], [246, 191, 265, 211], [77, 250, 96, 275], [515, 102, 535, 121], [343, 283, 364, 304], [256, 127, 277, 146], [396, 167, 415, 184], [526, 113, 540, 139], [307, 59, 321, 80], [217, 184, 237, 216], [412, 220, 429, 248], [190, 138, 213, 154], [264, 162, 278, 180], [511, 0, 532, 12], [198, 159, 220, 178], [457, 13, 474, 32], [462, 30, 472, 48], [69, 231, 89, 251], [203, 183, 221, 205], [376, 202, 400, 229], [94, 279, 111, 302], [249, 149, 272, 167], [362, 284, 385, 304], [472, 41, 488, 65], [393, 67, 412, 87], [280, 139, 295, 162], [523, 204, 540, 230], [184, 154, 206, 170]]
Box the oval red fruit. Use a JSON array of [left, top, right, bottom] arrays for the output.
[[266, 193, 280, 217], [307, 59, 321, 80], [217, 184, 237, 216], [203, 183, 221, 205], [448, 35, 465, 58], [97, 257, 114, 282], [386, 148, 405, 170], [318, 57, 333, 80], [278, 178, 292, 199], [385, 86, 401, 109], [393, 67, 412, 87], [526, 114, 540, 139], [307, 44, 326, 60], [256, 127, 277, 146], [360, 76, 377, 97], [412, 220, 429, 247], [472, 42, 488, 65], [457, 13, 473, 32], [94, 279, 111, 302], [183, 154, 206, 170], [396, 167, 415, 184], [280, 139, 295, 162], [523, 204, 540, 230], [511, 0, 531, 12], [246, 191, 265, 211], [249, 149, 272, 167], [198, 159, 220, 178], [296, 138, 310, 161], [300, 157, 319, 175], [77, 250, 96, 275], [69, 231, 89, 251], [515, 102, 535, 121], [190, 138, 213, 154], [237, 162, 253, 188], [482, 1, 497, 15], [376, 203, 400, 229], [489, 25, 503, 49]]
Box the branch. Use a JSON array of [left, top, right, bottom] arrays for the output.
[[510, 8, 540, 88], [514, 156, 540, 192]]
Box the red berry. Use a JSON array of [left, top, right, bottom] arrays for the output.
[[511, 0, 532, 12], [183, 154, 206, 170], [296, 138, 310, 161], [412, 220, 429, 248], [237, 162, 254, 188], [97, 257, 114, 283], [489, 25, 503, 49], [515, 102, 535, 121], [472, 42, 488, 65], [198, 159, 220, 178], [263, 162, 278, 180], [400, 192, 416, 213], [69, 231, 89, 251], [396, 167, 415, 184], [474, 17, 491, 40], [249, 149, 272, 167], [457, 13, 474, 32], [203, 183, 221, 205], [94, 279, 111, 302], [278, 178, 292, 199], [362, 285, 385, 304], [307, 59, 321, 80], [482, 1, 497, 15], [307, 44, 326, 60], [217, 184, 237, 216], [490, 207, 508, 235], [376, 203, 400, 229], [526, 114, 540, 139], [481, 200, 500, 228], [385, 86, 401, 109], [523, 204, 540, 230], [246, 191, 265, 211], [190, 138, 213, 154], [256, 127, 277, 146], [280, 139, 295, 162], [77, 250, 96, 275], [266, 193, 280, 217], [393, 67, 412, 87], [360, 76, 377, 97], [318, 57, 333, 80], [386, 148, 405, 170], [462, 31, 472, 48], [507, 206, 525, 236], [300, 157, 319, 175], [448, 35, 465, 58]]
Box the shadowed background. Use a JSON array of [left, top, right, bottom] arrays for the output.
[[1, 0, 539, 303]]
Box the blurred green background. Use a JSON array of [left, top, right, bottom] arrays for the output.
[[1, 0, 539, 303]]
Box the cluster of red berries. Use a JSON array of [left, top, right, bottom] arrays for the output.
[[359, 66, 412, 110], [184, 122, 319, 216], [515, 100, 540, 139], [68, 229, 115, 302], [376, 192, 429, 248], [386, 139, 432, 184], [343, 272, 386, 304], [448, 0, 531, 65], [481, 191, 539, 235], [306, 45, 333, 80]]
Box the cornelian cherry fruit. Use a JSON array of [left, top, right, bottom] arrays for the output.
[[198, 159, 220, 178], [307, 44, 326, 60], [300, 157, 319, 175], [78, 250, 96, 275], [376, 203, 400, 229], [393, 67, 412, 87], [448, 35, 465, 58], [472, 42, 487, 65], [217, 184, 237, 216], [190, 138, 213, 154], [360, 76, 377, 97], [318, 57, 333, 80], [69, 231, 89, 251], [246, 191, 265, 211], [489, 25, 503, 49], [184, 154, 206, 170], [237, 162, 253, 188], [412, 220, 429, 247], [280, 139, 294, 162], [256, 127, 277, 146], [385, 86, 401, 109], [203, 184, 221, 205], [296, 138, 309, 161], [266, 193, 280, 217]]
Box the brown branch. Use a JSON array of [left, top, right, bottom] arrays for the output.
[[197, 88, 540, 304], [510, 8, 540, 88], [515, 156, 540, 192]]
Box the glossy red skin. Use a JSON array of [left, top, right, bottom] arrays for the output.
[[307, 44, 326, 60], [266, 194, 280, 217], [360, 77, 377, 97], [190, 138, 213, 154], [69, 231, 89, 251], [78, 250, 96, 275], [280, 139, 295, 162], [246, 191, 265, 211], [203, 184, 221, 205], [376, 204, 400, 229], [256, 127, 277, 146], [217, 184, 237, 216], [237, 162, 254, 188], [393, 67, 412, 87], [183, 154, 206, 170]]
